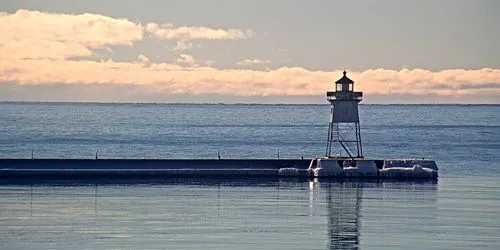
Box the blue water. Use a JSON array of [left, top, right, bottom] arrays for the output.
[[0, 103, 499, 249]]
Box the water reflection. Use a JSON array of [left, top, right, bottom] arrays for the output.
[[307, 181, 363, 250], [325, 182, 361, 250], [30, 183, 33, 217], [3, 179, 439, 250], [308, 180, 438, 250], [94, 183, 98, 214]]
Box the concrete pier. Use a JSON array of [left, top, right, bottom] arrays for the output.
[[0, 158, 437, 180], [0, 158, 310, 179]]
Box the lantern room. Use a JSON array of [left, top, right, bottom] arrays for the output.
[[335, 70, 355, 92]]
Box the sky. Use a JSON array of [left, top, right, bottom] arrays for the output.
[[0, 0, 499, 103]]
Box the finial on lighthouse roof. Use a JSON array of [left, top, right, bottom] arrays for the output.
[[335, 70, 354, 84]]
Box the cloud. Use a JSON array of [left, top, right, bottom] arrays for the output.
[[1, 54, 499, 101], [137, 54, 150, 64], [145, 23, 253, 40], [355, 68, 500, 96], [172, 40, 194, 51], [0, 9, 252, 60], [175, 54, 215, 67], [237, 59, 271, 66], [0, 9, 143, 60], [176, 54, 197, 66]]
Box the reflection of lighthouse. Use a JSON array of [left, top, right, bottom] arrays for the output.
[[326, 182, 362, 250]]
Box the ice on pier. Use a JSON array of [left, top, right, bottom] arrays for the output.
[[343, 160, 378, 177], [278, 168, 310, 177], [308, 158, 438, 179], [312, 159, 343, 177], [383, 159, 438, 171], [380, 164, 437, 179]]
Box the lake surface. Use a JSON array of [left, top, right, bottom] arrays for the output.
[[0, 103, 499, 249]]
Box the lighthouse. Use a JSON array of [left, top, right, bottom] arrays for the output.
[[325, 71, 363, 159]]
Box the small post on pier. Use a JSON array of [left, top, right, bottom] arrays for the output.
[[31, 149, 34, 159], [217, 150, 221, 160], [277, 150, 280, 160], [95, 149, 99, 160]]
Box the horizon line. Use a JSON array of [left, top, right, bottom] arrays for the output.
[[1, 101, 499, 106]]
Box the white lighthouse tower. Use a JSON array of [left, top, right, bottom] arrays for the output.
[[325, 71, 363, 159]]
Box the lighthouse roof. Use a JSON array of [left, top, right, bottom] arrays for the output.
[[335, 71, 354, 84]]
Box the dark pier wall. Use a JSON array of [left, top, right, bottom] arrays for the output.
[[0, 158, 312, 180], [0, 159, 311, 170]]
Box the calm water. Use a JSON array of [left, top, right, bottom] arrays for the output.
[[0, 103, 499, 249]]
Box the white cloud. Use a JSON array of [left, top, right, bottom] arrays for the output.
[[145, 23, 253, 40], [172, 40, 194, 52], [137, 54, 150, 64], [237, 59, 271, 66], [0, 9, 143, 60], [0, 9, 252, 60], [174, 54, 214, 67], [176, 54, 197, 66], [2, 55, 499, 99], [204, 60, 216, 67]]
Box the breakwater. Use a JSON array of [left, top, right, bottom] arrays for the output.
[[0, 158, 310, 179], [0, 158, 438, 180]]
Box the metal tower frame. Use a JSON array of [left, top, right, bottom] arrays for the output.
[[325, 113, 363, 158]]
